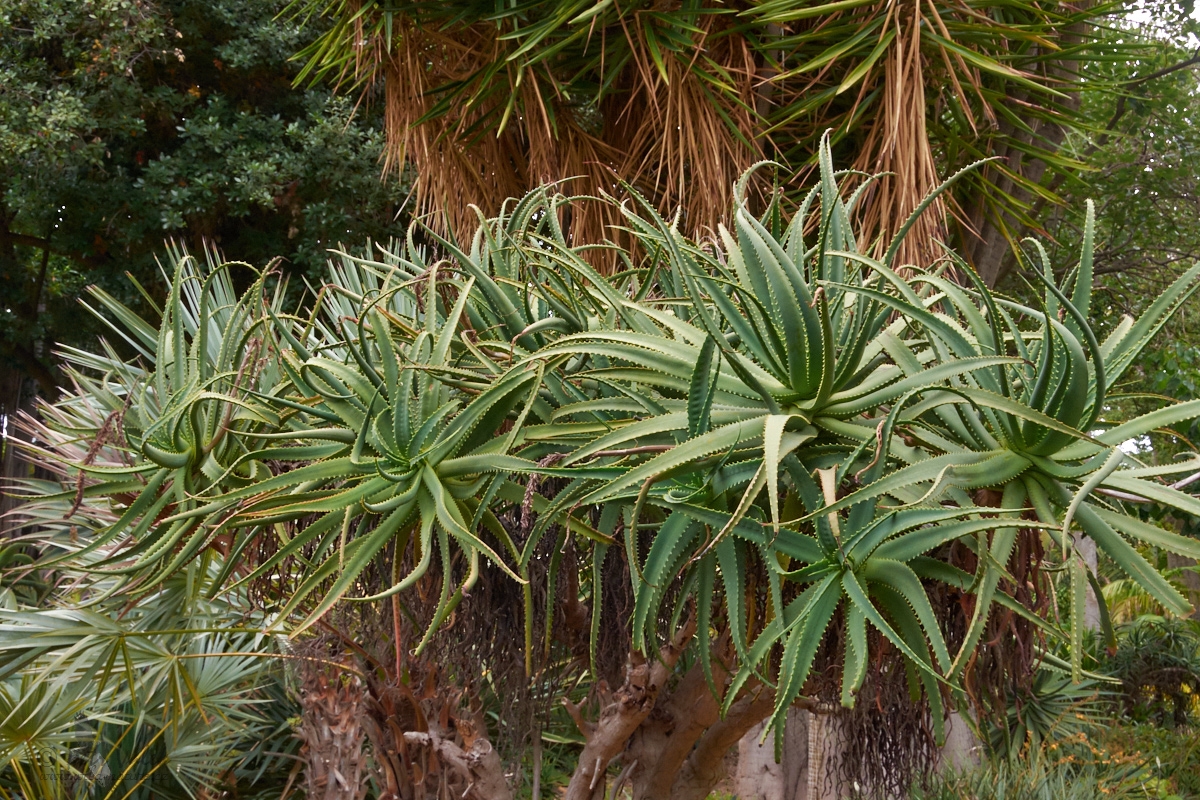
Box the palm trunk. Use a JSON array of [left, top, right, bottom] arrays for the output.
[[961, 6, 1093, 287], [298, 661, 369, 800]]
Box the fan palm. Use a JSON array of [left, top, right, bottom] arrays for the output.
[[0, 560, 299, 800]]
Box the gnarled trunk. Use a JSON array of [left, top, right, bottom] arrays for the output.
[[625, 663, 775, 800], [562, 617, 817, 800], [562, 617, 698, 800], [359, 659, 512, 800]]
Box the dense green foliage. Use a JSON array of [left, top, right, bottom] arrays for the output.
[[4, 1, 1200, 796], [0, 569, 297, 800], [911, 749, 1163, 800], [1100, 720, 1200, 798], [0, 250, 303, 798], [1106, 616, 1200, 726], [0, 0, 407, 408]]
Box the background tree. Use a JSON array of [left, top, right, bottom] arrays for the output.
[[1040, 1, 1200, 293], [1037, 1, 1200, 613]]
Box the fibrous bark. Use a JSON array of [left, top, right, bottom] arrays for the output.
[[360, 672, 512, 800], [401, 725, 511, 800], [298, 662, 369, 800]]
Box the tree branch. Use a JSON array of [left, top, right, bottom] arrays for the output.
[[563, 613, 697, 800], [4, 230, 105, 270], [667, 683, 779, 800]]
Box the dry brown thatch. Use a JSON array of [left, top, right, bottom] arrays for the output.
[[305, 0, 1094, 276], [345, 3, 764, 256]]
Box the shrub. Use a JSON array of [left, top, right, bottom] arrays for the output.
[[12, 141, 1200, 796], [1104, 617, 1200, 727]]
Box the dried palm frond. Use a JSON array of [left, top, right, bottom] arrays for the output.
[[848, 0, 946, 268], [290, 0, 1104, 278], [610, 11, 764, 236], [308, 1, 761, 250]]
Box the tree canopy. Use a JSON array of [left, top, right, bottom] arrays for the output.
[[0, 0, 408, 423]]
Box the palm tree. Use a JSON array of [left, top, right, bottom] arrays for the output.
[[0, 555, 300, 800], [288, 0, 1100, 279]]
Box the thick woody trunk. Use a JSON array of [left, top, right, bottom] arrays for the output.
[[358, 653, 512, 800], [625, 662, 776, 800], [659, 687, 778, 800], [562, 616, 698, 800], [399, 724, 511, 800], [562, 618, 815, 800]]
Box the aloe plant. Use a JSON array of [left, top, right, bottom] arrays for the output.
[[12, 141, 1200, 795], [817, 210, 1200, 683], [510, 153, 1040, 739], [4, 267, 300, 797], [13, 247, 287, 604]]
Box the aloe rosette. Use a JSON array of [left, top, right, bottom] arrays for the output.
[[505, 150, 1200, 738], [11, 248, 286, 597], [811, 204, 1200, 682]]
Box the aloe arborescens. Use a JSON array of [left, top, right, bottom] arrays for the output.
[[10, 145, 1200, 798]]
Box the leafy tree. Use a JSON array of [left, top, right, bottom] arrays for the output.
[[1038, 5, 1200, 615], [1039, 3, 1200, 298]]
